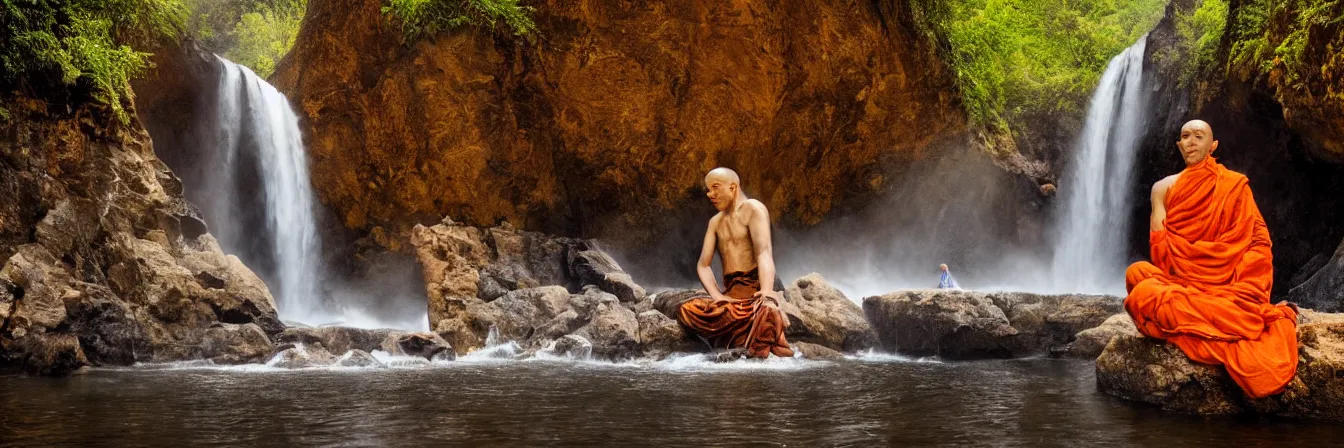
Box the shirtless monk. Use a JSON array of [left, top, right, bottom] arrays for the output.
[[1125, 120, 1299, 398], [676, 167, 794, 359]]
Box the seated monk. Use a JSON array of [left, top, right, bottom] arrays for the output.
[[1125, 120, 1299, 398], [676, 167, 794, 359]]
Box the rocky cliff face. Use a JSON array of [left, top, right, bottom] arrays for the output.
[[270, 0, 967, 253], [0, 96, 282, 375], [1130, 0, 1344, 301]]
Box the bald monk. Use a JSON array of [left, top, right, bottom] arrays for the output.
[[676, 167, 794, 359], [1125, 120, 1299, 398]]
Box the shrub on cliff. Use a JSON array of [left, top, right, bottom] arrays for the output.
[[382, 0, 536, 42], [1225, 0, 1342, 84], [0, 0, 187, 122]]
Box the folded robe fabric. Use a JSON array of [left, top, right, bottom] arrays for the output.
[[677, 268, 793, 359], [1124, 156, 1298, 398]]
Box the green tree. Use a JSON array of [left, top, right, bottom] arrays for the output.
[[223, 0, 305, 77]]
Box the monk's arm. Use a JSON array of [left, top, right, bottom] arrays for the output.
[[746, 201, 780, 304], [1150, 175, 1176, 232], [697, 215, 727, 301]]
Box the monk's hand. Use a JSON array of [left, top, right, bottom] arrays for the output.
[[754, 290, 782, 308]]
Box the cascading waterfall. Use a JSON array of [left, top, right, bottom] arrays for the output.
[[213, 56, 324, 323], [1047, 37, 1149, 295]]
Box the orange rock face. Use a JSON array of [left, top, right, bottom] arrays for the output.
[[271, 0, 966, 248]]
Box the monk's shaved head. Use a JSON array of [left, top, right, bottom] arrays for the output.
[[1181, 120, 1214, 139], [705, 167, 740, 186], [1177, 119, 1219, 166]]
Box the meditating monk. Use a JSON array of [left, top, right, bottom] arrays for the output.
[[676, 167, 794, 359], [1125, 120, 1299, 398]]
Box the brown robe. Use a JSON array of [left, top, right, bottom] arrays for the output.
[[677, 268, 793, 358]]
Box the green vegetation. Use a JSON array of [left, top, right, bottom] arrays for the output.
[[1148, 0, 1228, 89], [184, 0, 306, 77], [1225, 0, 1343, 84], [1, 0, 187, 122], [909, 0, 1167, 148], [382, 0, 536, 42]]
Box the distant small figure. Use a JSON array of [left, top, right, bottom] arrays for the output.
[[937, 264, 961, 290]]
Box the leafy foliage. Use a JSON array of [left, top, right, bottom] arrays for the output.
[[382, 0, 536, 42], [1226, 0, 1343, 83], [910, 0, 1167, 144], [1, 0, 187, 122], [184, 0, 305, 78]]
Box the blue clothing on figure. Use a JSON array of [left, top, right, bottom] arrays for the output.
[[938, 265, 960, 289]]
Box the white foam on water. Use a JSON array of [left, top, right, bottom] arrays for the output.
[[847, 349, 943, 364]]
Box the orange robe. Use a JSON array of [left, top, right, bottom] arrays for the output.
[[1124, 156, 1298, 398], [677, 268, 794, 359]]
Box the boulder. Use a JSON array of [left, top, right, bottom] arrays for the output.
[[636, 310, 702, 358], [862, 289, 1122, 359], [568, 250, 645, 303], [1065, 314, 1139, 359], [275, 326, 396, 355], [862, 290, 1018, 358], [781, 273, 878, 352], [548, 335, 594, 359], [10, 333, 90, 376], [1096, 318, 1344, 421], [571, 295, 639, 361], [335, 349, 383, 367], [382, 332, 455, 361], [199, 323, 274, 365], [793, 341, 844, 361], [269, 344, 338, 369]]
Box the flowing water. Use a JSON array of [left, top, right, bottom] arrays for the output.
[[2, 358, 1337, 446], [1048, 38, 1150, 295], [211, 57, 324, 323]]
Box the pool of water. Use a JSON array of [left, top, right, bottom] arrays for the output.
[[1, 355, 1338, 446]]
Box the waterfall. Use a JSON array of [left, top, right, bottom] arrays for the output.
[[1047, 37, 1149, 295], [212, 56, 324, 323]]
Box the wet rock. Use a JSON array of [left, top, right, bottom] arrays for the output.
[[862, 289, 1122, 359], [1, 245, 73, 335], [793, 342, 843, 361], [637, 310, 701, 358], [988, 292, 1123, 354], [275, 326, 396, 355], [1065, 314, 1139, 359], [1096, 318, 1344, 421], [12, 333, 89, 376], [336, 349, 383, 367], [63, 286, 152, 365], [383, 332, 455, 361], [572, 296, 639, 361], [781, 273, 878, 352], [863, 290, 1018, 359], [568, 250, 645, 303], [550, 335, 593, 359], [269, 344, 338, 369], [200, 323, 273, 365]]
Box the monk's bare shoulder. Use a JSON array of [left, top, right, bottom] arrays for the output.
[[708, 211, 724, 227], [1152, 174, 1179, 204], [743, 199, 769, 217]]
